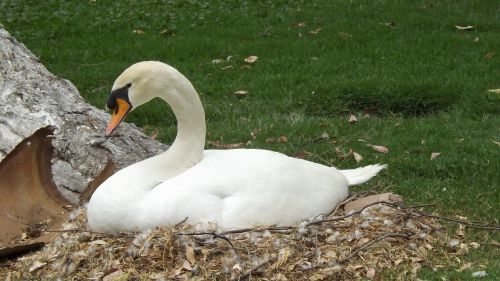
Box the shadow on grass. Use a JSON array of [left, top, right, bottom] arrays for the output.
[[304, 82, 459, 117]]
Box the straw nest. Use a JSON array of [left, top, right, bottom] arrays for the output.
[[1, 192, 488, 281]]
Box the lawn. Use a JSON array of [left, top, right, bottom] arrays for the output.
[[1, 0, 498, 279]]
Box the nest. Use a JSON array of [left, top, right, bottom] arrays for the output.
[[0, 193, 483, 280]]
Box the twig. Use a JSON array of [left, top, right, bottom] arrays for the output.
[[306, 200, 394, 227], [177, 231, 238, 254], [299, 232, 412, 271], [409, 210, 500, 231], [43, 228, 133, 237], [221, 225, 294, 236], [338, 232, 412, 264], [231, 256, 277, 281], [4, 212, 30, 226]]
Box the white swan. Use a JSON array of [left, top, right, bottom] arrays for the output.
[[87, 61, 386, 232]]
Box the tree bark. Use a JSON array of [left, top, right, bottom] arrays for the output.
[[0, 25, 168, 203]]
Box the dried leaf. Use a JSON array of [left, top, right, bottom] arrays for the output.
[[488, 89, 500, 94], [291, 22, 306, 28], [485, 52, 496, 60], [394, 258, 403, 266], [232, 263, 242, 272], [367, 144, 389, 154], [471, 271, 488, 278], [244, 56, 258, 63], [132, 29, 145, 35], [366, 267, 376, 279], [469, 242, 480, 249], [430, 152, 441, 160], [309, 27, 322, 34], [348, 114, 358, 124], [89, 239, 107, 245], [29, 261, 46, 272], [185, 245, 196, 265], [293, 150, 312, 158], [278, 136, 288, 143], [273, 273, 288, 281], [266, 137, 276, 144], [103, 269, 129, 281], [211, 59, 225, 64], [353, 151, 363, 163], [208, 140, 245, 149], [455, 25, 474, 30], [160, 29, 175, 37], [182, 260, 193, 271], [233, 90, 248, 99], [457, 262, 472, 272]]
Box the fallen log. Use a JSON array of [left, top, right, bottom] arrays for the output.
[[0, 25, 167, 245]]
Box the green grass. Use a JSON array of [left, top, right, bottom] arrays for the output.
[[1, 0, 498, 279]]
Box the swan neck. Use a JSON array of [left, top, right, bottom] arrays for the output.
[[160, 77, 206, 168]]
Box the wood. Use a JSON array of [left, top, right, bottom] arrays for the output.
[[0, 25, 169, 248], [0, 25, 168, 204], [0, 127, 68, 245], [343, 193, 404, 214]]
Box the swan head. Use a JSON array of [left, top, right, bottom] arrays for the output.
[[105, 61, 174, 136]]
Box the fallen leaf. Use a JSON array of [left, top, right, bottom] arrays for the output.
[[292, 22, 306, 28], [293, 150, 312, 158], [309, 27, 322, 34], [266, 137, 276, 144], [103, 269, 129, 281], [182, 260, 193, 271], [29, 261, 46, 272], [394, 258, 403, 266], [353, 151, 363, 163], [457, 262, 472, 272], [89, 239, 108, 245], [430, 152, 441, 160], [222, 65, 233, 70], [366, 268, 376, 279], [485, 52, 496, 60], [348, 114, 358, 123], [278, 136, 288, 143], [149, 128, 159, 140], [208, 140, 245, 149], [380, 22, 396, 27], [469, 242, 480, 249], [455, 25, 474, 30], [211, 59, 225, 64], [471, 271, 488, 278], [185, 245, 196, 265], [488, 89, 500, 94], [449, 239, 460, 248], [132, 29, 145, 35], [244, 56, 258, 63], [232, 263, 242, 272], [367, 144, 389, 154], [160, 29, 175, 37], [233, 90, 248, 99], [338, 32, 352, 38], [474, 36, 480, 42], [273, 273, 288, 281]]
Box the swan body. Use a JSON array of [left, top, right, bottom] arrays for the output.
[[87, 61, 386, 232]]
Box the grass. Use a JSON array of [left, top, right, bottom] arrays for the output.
[[1, 0, 498, 279]]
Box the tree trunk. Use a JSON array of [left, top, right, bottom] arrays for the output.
[[0, 25, 168, 203]]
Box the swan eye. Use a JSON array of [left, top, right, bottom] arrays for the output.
[[126, 83, 132, 88]]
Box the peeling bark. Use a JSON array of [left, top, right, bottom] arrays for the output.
[[0, 25, 168, 203]]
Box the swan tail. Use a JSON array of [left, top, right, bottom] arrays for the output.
[[339, 164, 387, 186]]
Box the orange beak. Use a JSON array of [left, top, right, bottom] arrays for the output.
[[106, 98, 131, 136]]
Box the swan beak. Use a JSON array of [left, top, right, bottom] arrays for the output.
[[106, 98, 131, 136]]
